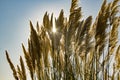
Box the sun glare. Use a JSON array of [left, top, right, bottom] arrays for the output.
[[52, 27, 56, 33], [52, 19, 57, 33]]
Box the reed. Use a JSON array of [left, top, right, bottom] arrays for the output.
[[6, 0, 120, 80]]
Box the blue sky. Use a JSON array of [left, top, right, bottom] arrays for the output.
[[0, 0, 113, 80]]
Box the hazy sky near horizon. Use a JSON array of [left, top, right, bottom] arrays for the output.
[[0, 0, 115, 80]]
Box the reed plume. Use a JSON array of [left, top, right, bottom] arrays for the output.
[[6, 51, 18, 80], [6, 0, 120, 80]]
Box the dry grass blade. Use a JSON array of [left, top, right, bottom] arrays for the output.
[[94, 0, 111, 79], [109, 18, 119, 55], [28, 39, 36, 70], [43, 12, 53, 32], [101, 0, 107, 12], [55, 9, 64, 32], [30, 21, 41, 59], [43, 12, 50, 30], [80, 16, 92, 38], [110, 0, 120, 24], [22, 44, 34, 80], [111, 0, 120, 9], [36, 21, 40, 33], [75, 20, 84, 42], [5, 50, 18, 80], [70, 0, 78, 13], [20, 56, 26, 80], [95, 0, 111, 57], [17, 65, 22, 80], [115, 45, 120, 69]]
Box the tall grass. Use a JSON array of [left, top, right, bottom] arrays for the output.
[[6, 0, 120, 80]]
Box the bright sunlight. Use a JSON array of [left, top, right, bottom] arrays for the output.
[[52, 27, 56, 33]]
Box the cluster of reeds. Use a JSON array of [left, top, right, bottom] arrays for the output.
[[6, 0, 120, 80]]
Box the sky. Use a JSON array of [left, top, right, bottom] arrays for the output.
[[0, 0, 116, 80]]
